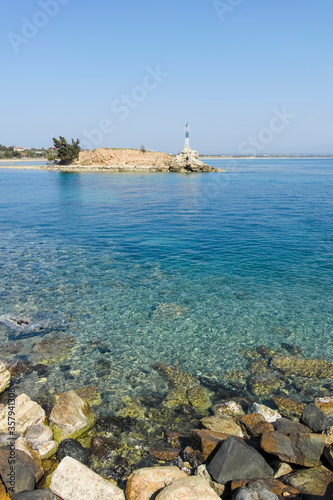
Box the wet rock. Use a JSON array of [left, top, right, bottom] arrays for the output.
[[50, 456, 125, 499], [125, 466, 187, 500], [260, 431, 325, 467], [248, 374, 282, 397], [212, 400, 245, 418], [11, 490, 57, 500], [201, 416, 243, 437], [118, 395, 146, 418], [189, 429, 229, 459], [95, 414, 134, 435], [91, 436, 119, 457], [315, 396, 333, 416], [0, 394, 45, 434], [195, 464, 225, 496], [272, 397, 305, 419], [56, 438, 92, 465], [155, 476, 220, 499], [149, 448, 180, 461], [0, 447, 43, 486], [32, 335, 75, 364], [0, 314, 65, 341], [163, 387, 189, 408], [1, 460, 35, 493], [187, 385, 211, 412], [256, 346, 277, 360], [273, 461, 293, 479], [281, 343, 302, 356], [132, 454, 159, 470], [271, 355, 333, 378], [181, 446, 205, 468], [74, 386, 102, 407], [283, 465, 333, 495], [225, 369, 248, 390], [301, 402, 330, 432], [250, 403, 281, 423], [49, 390, 96, 442], [207, 436, 274, 484], [0, 362, 11, 394], [247, 358, 268, 375], [239, 414, 274, 438], [165, 429, 187, 449]]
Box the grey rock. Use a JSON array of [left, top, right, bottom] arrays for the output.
[[275, 417, 311, 435], [207, 436, 274, 485], [301, 403, 330, 432], [56, 438, 92, 465], [2, 461, 35, 493], [232, 480, 279, 500], [12, 490, 57, 500]]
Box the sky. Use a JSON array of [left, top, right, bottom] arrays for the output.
[[1, 0, 332, 154]]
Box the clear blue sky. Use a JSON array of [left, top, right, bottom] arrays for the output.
[[1, 0, 332, 153]]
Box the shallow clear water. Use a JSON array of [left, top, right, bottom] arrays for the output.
[[0, 160, 332, 410]]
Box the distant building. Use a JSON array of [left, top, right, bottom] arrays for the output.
[[14, 147, 26, 152]]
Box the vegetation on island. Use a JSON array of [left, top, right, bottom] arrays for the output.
[[52, 136, 81, 165], [0, 144, 49, 159]]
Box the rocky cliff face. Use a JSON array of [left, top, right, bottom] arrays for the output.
[[170, 146, 215, 172]]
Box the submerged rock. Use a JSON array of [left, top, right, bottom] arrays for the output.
[[248, 373, 282, 397], [207, 436, 274, 484], [270, 354, 333, 378], [50, 456, 125, 500], [49, 390, 96, 442], [32, 335, 75, 364], [272, 397, 305, 419], [56, 438, 92, 465], [0, 314, 66, 341], [187, 385, 211, 412]]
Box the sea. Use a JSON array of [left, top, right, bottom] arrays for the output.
[[0, 159, 332, 414]]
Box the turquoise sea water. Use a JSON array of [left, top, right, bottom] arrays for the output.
[[0, 159, 332, 411]]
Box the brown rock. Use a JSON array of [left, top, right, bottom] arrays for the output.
[[200, 416, 243, 437], [91, 436, 119, 457], [284, 465, 333, 495], [273, 461, 293, 478], [239, 413, 274, 437], [165, 429, 186, 449], [155, 476, 220, 499], [261, 431, 325, 467], [230, 479, 248, 490], [182, 446, 205, 468], [315, 396, 333, 416], [246, 479, 300, 497], [0, 477, 11, 500], [125, 466, 187, 500], [273, 397, 306, 419], [271, 355, 333, 378], [149, 448, 180, 461], [189, 429, 229, 459]]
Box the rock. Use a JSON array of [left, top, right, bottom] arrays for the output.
[[239, 414, 274, 438], [187, 385, 211, 411], [170, 147, 215, 173], [207, 436, 274, 484], [272, 397, 305, 419], [15, 437, 42, 469], [201, 416, 243, 437], [273, 462, 293, 478], [91, 436, 119, 457], [256, 346, 277, 360], [195, 464, 225, 496], [275, 417, 311, 435], [165, 429, 186, 449], [301, 402, 330, 432], [232, 479, 299, 499], [0, 447, 40, 493], [49, 390, 96, 442], [189, 429, 229, 459], [11, 490, 57, 500], [50, 456, 125, 499], [315, 396, 333, 416], [323, 426, 333, 446], [155, 476, 221, 499], [56, 438, 92, 465], [250, 403, 281, 423], [0, 447, 43, 483], [260, 431, 325, 467], [125, 466, 187, 500], [271, 355, 333, 378], [247, 359, 268, 375], [248, 374, 282, 397], [54, 385, 102, 407], [283, 465, 333, 495], [149, 448, 180, 461], [212, 400, 245, 418], [0, 362, 11, 394], [0, 476, 11, 499], [31, 335, 75, 364], [182, 446, 205, 468], [38, 440, 58, 459], [0, 394, 46, 435], [323, 443, 333, 468], [225, 369, 248, 390], [25, 424, 53, 450]]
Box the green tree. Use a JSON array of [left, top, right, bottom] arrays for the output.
[[52, 136, 81, 165]]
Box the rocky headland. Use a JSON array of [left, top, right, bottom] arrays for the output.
[[47, 147, 222, 173], [2, 343, 333, 498]]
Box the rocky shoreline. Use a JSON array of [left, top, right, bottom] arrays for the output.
[[2, 345, 333, 499]]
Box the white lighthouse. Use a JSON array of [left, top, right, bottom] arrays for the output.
[[185, 122, 190, 148]]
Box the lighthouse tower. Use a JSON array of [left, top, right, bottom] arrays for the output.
[[185, 122, 190, 148]]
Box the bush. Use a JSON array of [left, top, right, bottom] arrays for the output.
[[52, 136, 81, 165], [140, 145, 146, 153]]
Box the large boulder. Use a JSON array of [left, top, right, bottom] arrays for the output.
[[49, 390, 96, 442], [0, 362, 11, 394], [0, 447, 44, 493], [283, 465, 333, 495], [155, 476, 221, 499], [260, 431, 325, 467], [125, 466, 187, 500], [207, 436, 274, 484], [239, 414, 274, 438], [0, 394, 45, 435], [301, 402, 331, 432], [50, 456, 125, 500], [201, 416, 243, 437]]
